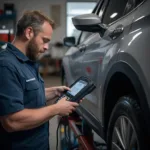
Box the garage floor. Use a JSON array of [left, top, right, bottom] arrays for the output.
[[43, 76, 61, 150]]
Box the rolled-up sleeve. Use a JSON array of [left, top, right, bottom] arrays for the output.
[[0, 66, 24, 116]]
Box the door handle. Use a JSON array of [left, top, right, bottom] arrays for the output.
[[109, 24, 124, 40], [78, 44, 86, 52]]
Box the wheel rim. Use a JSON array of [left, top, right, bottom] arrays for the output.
[[111, 116, 139, 150]]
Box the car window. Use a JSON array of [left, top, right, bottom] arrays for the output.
[[95, 0, 105, 16], [92, 0, 101, 14], [135, 0, 144, 7], [124, 0, 135, 15], [102, 0, 128, 25]]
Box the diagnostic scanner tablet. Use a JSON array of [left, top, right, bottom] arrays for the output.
[[56, 76, 96, 103]]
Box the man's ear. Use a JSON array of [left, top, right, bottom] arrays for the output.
[[24, 27, 34, 40]]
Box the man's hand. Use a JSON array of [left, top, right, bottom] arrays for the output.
[[45, 86, 70, 102], [56, 97, 79, 116]]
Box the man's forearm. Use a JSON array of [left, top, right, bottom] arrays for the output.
[[1, 104, 60, 132]]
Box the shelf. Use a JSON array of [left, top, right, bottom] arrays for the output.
[[0, 12, 16, 20]]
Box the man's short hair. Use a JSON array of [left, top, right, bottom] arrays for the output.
[[16, 10, 55, 37]]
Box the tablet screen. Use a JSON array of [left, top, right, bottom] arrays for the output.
[[67, 80, 87, 96]]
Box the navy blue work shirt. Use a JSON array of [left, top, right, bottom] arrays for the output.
[[0, 43, 49, 150]]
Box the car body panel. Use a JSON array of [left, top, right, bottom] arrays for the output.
[[62, 0, 150, 138]]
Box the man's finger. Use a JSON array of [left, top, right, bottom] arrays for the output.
[[57, 86, 70, 92], [71, 107, 76, 111], [55, 91, 61, 96], [62, 86, 70, 91], [71, 102, 79, 107]]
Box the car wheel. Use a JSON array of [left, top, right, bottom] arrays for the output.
[[107, 96, 148, 150]]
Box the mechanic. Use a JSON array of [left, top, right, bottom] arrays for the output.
[[0, 10, 79, 150]]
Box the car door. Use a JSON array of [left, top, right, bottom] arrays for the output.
[[79, 0, 135, 121], [65, 1, 104, 85], [66, 31, 93, 83]]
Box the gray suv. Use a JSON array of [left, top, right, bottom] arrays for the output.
[[62, 0, 150, 149]]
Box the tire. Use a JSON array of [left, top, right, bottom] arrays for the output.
[[107, 96, 148, 150]]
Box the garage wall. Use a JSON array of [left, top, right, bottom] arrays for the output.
[[0, 0, 66, 43], [0, 0, 96, 42]]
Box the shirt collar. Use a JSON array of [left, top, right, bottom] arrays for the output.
[[7, 42, 29, 62]]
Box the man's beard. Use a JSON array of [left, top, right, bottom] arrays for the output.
[[27, 38, 39, 61]]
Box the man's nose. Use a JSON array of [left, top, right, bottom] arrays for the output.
[[44, 43, 49, 50]]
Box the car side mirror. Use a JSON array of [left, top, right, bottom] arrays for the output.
[[63, 36, 76, 47], [72, 13, 107, 36]]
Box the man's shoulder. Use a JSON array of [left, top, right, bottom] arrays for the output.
[[0, 48, 18, 69]]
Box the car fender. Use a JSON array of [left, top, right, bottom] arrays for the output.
[[102, 58, 150, 133]]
